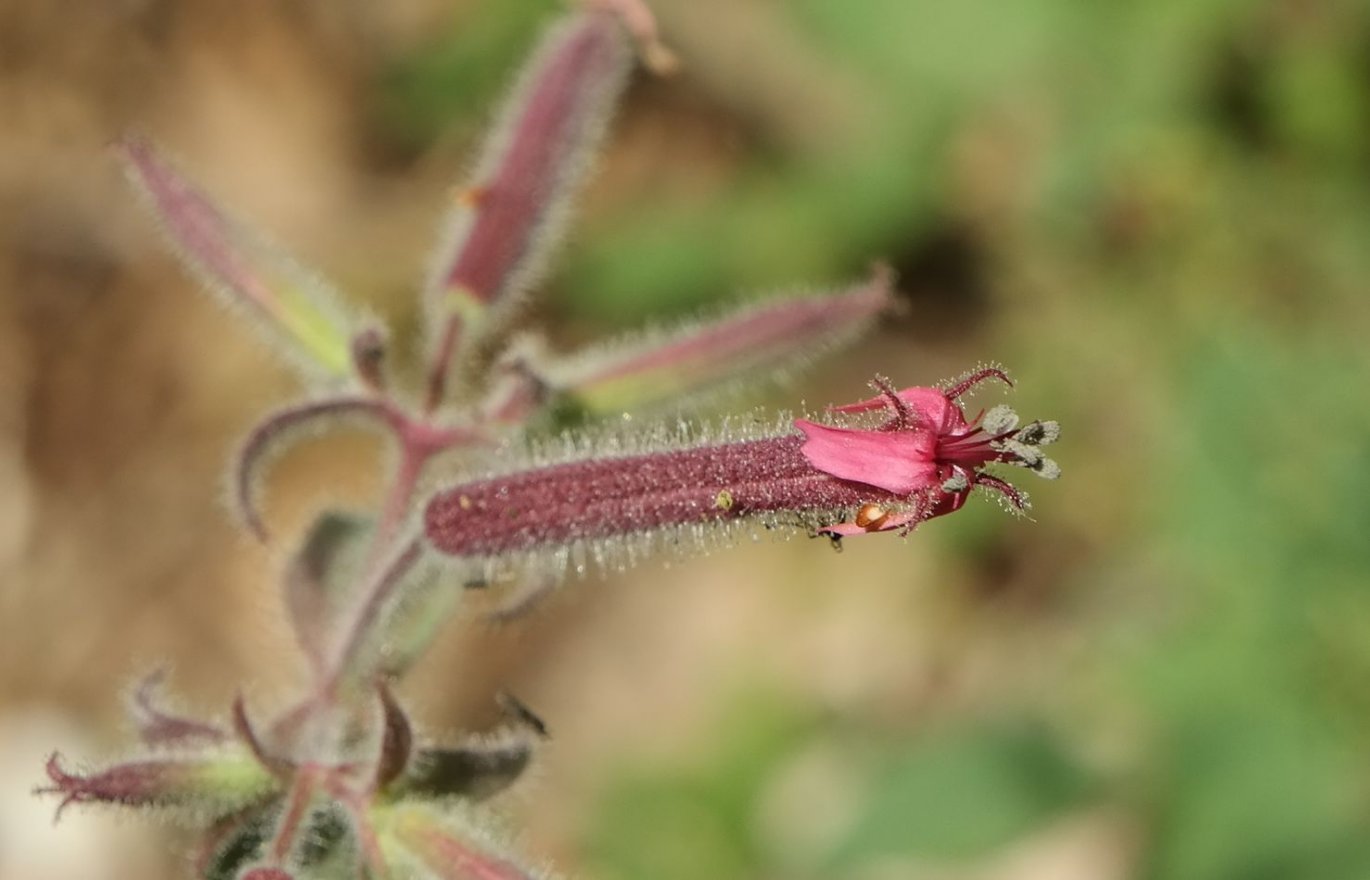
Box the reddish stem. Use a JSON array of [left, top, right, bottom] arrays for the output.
[[423, 316, 462, 413], [371, 406, 487, 555], [268, 767, 320, 863], [319, 538, 425, 701]]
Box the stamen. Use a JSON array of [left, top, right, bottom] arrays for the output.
[[981, 404, 1019, 435], [1015, 419, 1060, 446], [941, 473, 969, 493], [936, 427, 1000, 465], [997, 439, 1043, 468]]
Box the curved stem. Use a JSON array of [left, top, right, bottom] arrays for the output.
[[236, 396, 390, 541], [320, 537, 425, 702], [372, 444, 427, 564]]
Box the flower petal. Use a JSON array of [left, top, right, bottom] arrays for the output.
[[830, 386, 965, 433], [794, 419, 938, 494]]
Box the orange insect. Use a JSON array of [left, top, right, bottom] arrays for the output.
[[854, 503, 891, 531]]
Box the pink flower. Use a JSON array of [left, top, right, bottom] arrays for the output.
[[423, 368, 1058, 562], [795, 368, 1059, 536]]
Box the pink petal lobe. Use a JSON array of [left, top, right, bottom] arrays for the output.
[[795, 419, 937, 494], [831, 386, 965, 433]]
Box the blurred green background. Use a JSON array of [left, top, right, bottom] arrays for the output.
[[3, 0, 1370, 878]]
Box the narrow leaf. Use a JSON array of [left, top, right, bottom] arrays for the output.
[[308, 536, 455, 696], [520, 268, 896, 413], [423, 8, 634, 397], [231, 697, 293, 781], [377, 804, 546, 880], [375, 681, 415, 791], [390, 695, 545, 802], [326, 542, 467, 694], [284, 512, 376, 670], [119, 135, 356, 378]]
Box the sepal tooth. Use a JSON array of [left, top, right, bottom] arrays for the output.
[[38, 749, 278, 822]]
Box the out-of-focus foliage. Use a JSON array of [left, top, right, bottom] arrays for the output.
[[585, 698, 1094, 878]]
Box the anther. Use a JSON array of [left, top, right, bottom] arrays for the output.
[[1015, 419, 1060, 446], [941, 473, 970, 493], [1000, 440, 1043, 468], [981, 404, 1019, 435]]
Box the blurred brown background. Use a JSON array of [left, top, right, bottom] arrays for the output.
[[5, 0, 1370, 878]]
